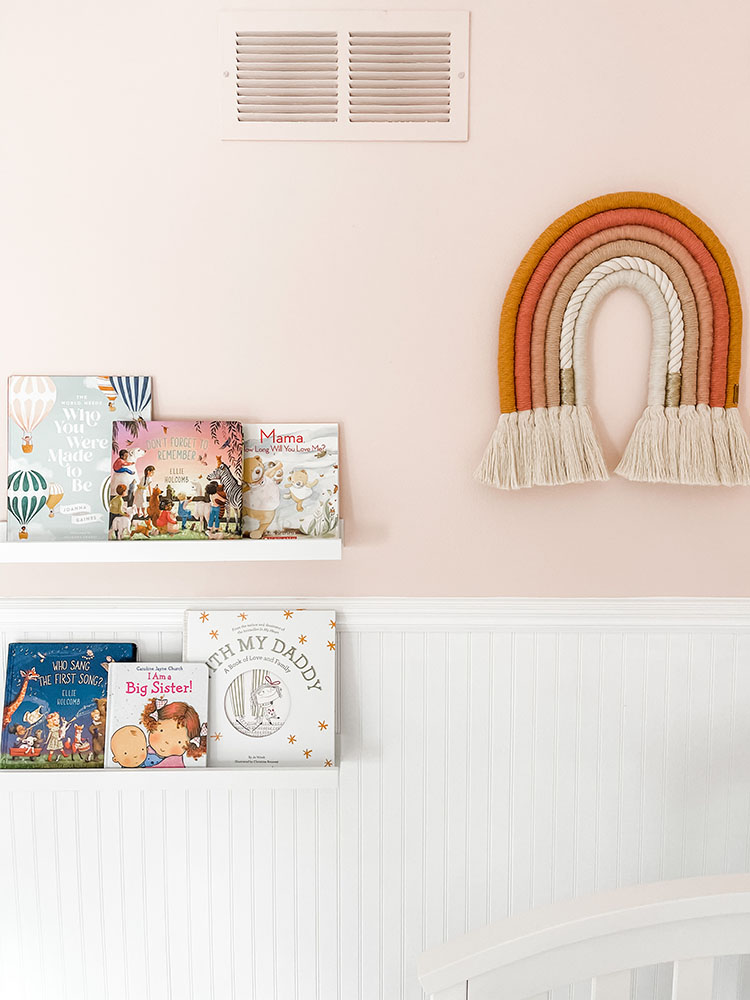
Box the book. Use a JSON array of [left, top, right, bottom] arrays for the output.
[[104, 661, 209, 769], [7, 375, 152, 541], [0, 642, 137, 768], [242, 423, 339, 538], [109, 419, 244, 540], [183, 609, 336, 767]]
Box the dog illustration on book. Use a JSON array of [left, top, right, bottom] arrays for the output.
[[8, 723, 38, 756]]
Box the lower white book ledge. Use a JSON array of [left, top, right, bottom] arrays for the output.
[[0, 766, 339, 791], [0, 520, 343, 562]]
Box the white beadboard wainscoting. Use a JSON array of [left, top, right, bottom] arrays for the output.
[[0, 598, 749, 1000]]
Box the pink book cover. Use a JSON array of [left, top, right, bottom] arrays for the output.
[[109, 420, 244, 540]]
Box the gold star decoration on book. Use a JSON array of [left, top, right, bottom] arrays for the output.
[[318, 721, 328, 730], [327, 641, 336, 651], [209, 630, 219, 640], [324, 760, 333, 767], [298, 635, 307, 644], [303, 748, 313, 758], [199, 612, 209, 622], [329, 619, 335, 629], [238, 613, 247, 621], [283, 610, 294, 619], [211, 732, 222, 741], [288, 734, 296, 743]]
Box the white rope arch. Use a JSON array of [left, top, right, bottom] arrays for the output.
[[559, 256, 685, 393], [571, 268, 673, 407]]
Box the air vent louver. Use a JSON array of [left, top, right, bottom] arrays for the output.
[[220, 11, 469, 141], [348, 32, 451, 123], [235, 32, 338, 123]]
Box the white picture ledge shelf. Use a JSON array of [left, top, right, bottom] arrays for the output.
[[0, 521, 343, 562], [0, 766, 339, 792]]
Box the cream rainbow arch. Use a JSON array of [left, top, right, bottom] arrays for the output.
[[476, 192, 750, 488]]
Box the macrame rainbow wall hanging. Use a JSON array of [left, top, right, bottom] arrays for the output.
[[476, 191, 750, 489]]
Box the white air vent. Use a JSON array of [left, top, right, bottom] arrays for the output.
[[220, 11, 469, 141]]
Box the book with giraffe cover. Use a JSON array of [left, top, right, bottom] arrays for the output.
[[183, 609, 336, 767], [104, 661, 209, 769], [109, 420, 243, 540], [1, 642, 137, 768]]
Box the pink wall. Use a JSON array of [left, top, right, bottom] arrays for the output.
[[1, 0, 749, 598]]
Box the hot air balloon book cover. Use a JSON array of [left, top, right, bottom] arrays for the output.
[[6, 375, 152, 542], [104, 661, 209, 769], [183, 609, 336, 768], [110, 420, 244, 540], [1, 642, 137, 769], [242, 424, 339, 539]]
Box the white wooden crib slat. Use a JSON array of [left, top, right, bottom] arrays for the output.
[[592, 969, 631, 999], [671, 957, 714, 1000]]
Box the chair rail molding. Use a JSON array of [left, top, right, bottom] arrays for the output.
[[1, 596, 750, 631]]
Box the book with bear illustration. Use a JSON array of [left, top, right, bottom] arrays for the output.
[[241, 424, 339, 539], [7, 375, 152, 541], [0, 642, 137, 768], [104, 661, 209, 769], [109, 419, 244, 540], [183, 609, 336, 767]]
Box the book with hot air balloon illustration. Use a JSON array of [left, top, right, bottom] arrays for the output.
[[6, 376, 152, 542], [183, 609, 336, 767], [109, 420, 243, 540], [1, 642, 137, 768]]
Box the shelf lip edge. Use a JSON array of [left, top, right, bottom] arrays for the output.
[[0, 766, 340, 790], [0, 521, 343, 562]]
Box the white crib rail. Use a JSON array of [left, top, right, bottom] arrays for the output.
[[417, 875, 750, 1000]]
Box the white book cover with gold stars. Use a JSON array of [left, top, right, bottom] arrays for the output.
[[183, 609, 336, 768]]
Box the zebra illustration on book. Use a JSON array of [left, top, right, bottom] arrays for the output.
[[206, 457, 243, 535]]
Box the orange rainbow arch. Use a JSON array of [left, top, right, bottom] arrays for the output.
[[476, 191, 750, 489]]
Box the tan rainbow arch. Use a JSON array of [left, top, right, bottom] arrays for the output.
[[476, 191, 750, 489]]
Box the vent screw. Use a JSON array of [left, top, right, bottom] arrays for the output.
[[223, 70, 230, 77], [458, 71, 465, 79]]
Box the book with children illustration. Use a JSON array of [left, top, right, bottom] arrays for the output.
[[104, 661, 209, 769], [183, 609, 336, 767], [109, 420, 244, 540], [241, 424, 339, 539], [7, 375, 152, 541], [0, 642, 137, 768]]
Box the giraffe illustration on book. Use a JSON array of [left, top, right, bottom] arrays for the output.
[[2, 667, 40, 729]]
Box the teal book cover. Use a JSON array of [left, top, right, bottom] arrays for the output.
[[7, 375, 152, 541]]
